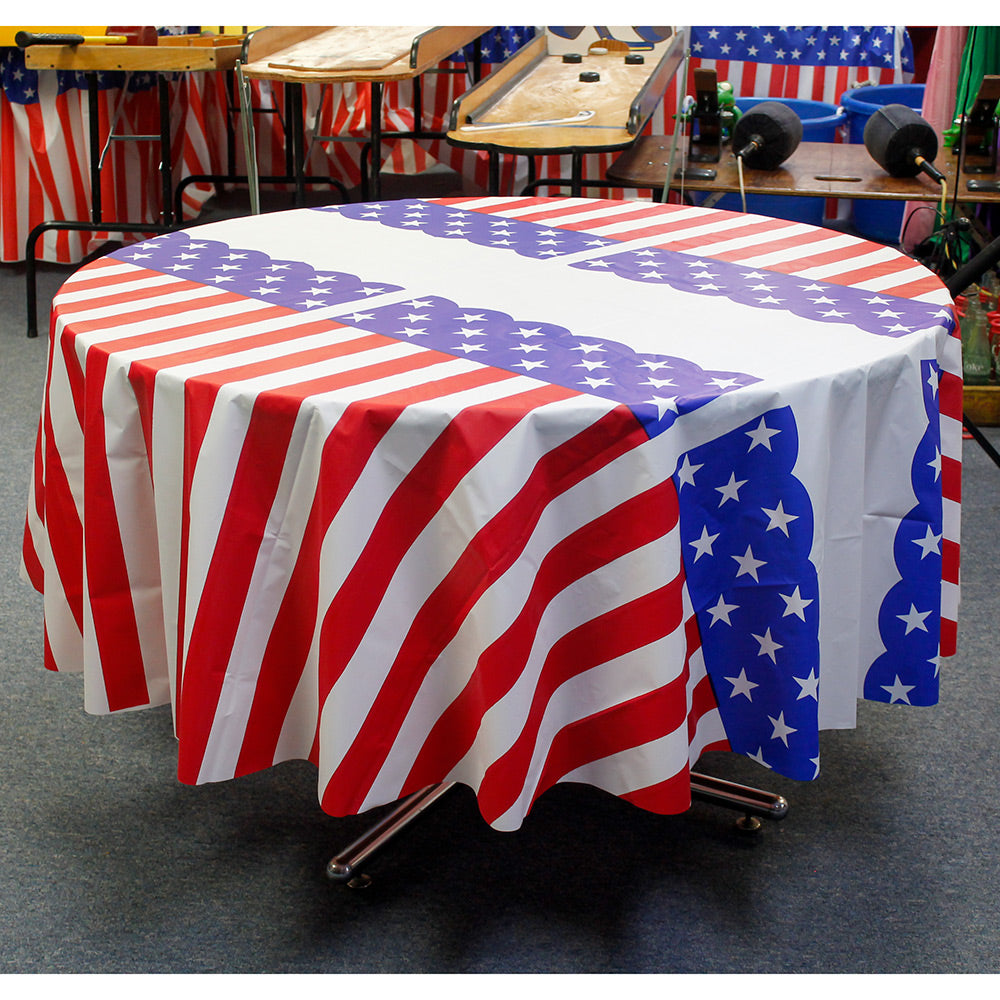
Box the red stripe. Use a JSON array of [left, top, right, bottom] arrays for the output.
[[81, 347, 151, 709], [396, 473, 677, 804], [234, 365, 527, 776], [474, 571, 688, 824], [875, 274, 947, 299], [761, 238, 884, 275], [640, 214, 802, 253], [938, 372, 964, 425], [309, 381, 583, 752], [813, 255, 927, 290], [538, 674, 695, 819], [705, 229, 843, 263], [180, 375, 573, 783], [941, 454, 962, 508], [0, 97, 18, 260]]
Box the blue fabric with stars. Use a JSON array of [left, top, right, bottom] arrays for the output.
[[673, 406, 821, 778], [864, 358, 943, 706], [121, 220, 761, 441], [333, 200, 951, 340], [689, 26, 913, 71]]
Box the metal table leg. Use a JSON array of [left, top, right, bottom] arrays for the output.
[[326, 782, 457, 888], [325, 771, 789, 886]]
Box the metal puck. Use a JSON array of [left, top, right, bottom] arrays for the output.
[[579, 71, 600, 82], [625, 53, 645, 64], [562, 52, 582, 63]]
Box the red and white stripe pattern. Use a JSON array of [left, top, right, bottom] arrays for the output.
[[23, 197, 959, 828]]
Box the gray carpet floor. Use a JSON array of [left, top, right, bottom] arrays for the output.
[[2, 185, 999, 975]]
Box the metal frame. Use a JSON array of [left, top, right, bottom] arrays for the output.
[[326, 773, 789, 888], [24, 71, 177, 338]]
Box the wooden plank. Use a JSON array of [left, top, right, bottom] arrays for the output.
[[24, 43, 242, 72], [409, 25, 491, 72], [242, 26, 488, 83], [264, 26, 430, 73], [448, 34, 547, 128], [447, 29, 681, 156], [608, 138, 952, 201], [964, 385, 1000, 426]]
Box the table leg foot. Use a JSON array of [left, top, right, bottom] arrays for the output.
[[326, 782, 456, 887], [689, 770, 789, 832]]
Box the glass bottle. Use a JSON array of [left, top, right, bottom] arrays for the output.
[[961, 286, 993, 385]]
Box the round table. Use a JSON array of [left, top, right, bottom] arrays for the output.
[[23, 195, 961, 832]]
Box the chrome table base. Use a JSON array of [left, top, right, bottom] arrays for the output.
[[326, 771, 789, 887]]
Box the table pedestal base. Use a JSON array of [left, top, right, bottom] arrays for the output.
[[325, 772, 789, 887]]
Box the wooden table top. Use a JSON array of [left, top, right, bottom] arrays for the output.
[[23, 41, 243, 73], [607, 136, 1000, 204], [239, 26, 490, 84]]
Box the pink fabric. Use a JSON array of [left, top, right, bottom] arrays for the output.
[[901, 26, 968, 250]]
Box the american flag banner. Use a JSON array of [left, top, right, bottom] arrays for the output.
[[0, 39, 252, 265], [0, 45, 168, 263], [685, 26, 914, 104], [22, 196, 960, 831]]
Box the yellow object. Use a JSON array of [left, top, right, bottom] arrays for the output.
[[0, 26, 108, 46]]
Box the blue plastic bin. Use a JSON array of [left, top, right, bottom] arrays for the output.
[[839, 84, 926, 242], [703, 97, 845, 224]]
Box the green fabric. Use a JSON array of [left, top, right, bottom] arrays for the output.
[[944, 26, 1000, 147]]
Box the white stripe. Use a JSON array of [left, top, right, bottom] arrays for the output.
[[97, 360, 171, 708], [446, 543, 685, 814], [493, 636, 694, 831], [197, 370, 561, 781], [359, 422, 684, 807]]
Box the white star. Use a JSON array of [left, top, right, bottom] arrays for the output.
[[643, 376, 676, 388], [725, 668, 759, 701], [514, 360, 547, 371], [706, 594, 739, 626], [897, 604, 932, 634], [794, 668, 820, 700], [752, 627, 783, 663], [732, 545, 766, 581], [581, 376, 613, 389], [747, 747, 772, 768], [676, 455, 703, 488], [746, 417, 781, 451], [689, 525, 720, 561], [762, 500, 799, 536], [647, 395, 679, 419], [456, 343, 486, 354], [927, 449, 942, 480], [926, 367, 939, 396], [769, 711, 797, 746], [779, 585, 813, 621], [715, 472, 748, 506], [912, 525, 942, 559], [881, 675, 915, 703]]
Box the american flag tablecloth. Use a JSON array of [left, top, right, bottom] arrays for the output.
[[22, 196, 961, 831]]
